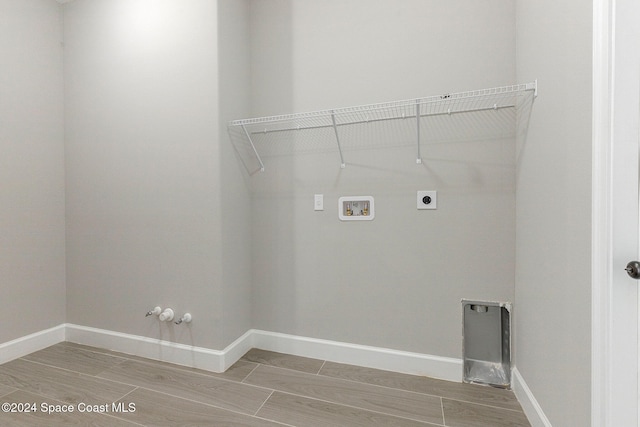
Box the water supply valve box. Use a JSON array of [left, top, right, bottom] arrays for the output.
[[338, 196, 374, 221]]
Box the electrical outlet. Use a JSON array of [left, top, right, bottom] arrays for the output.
[[417, 191, 437, 210], [314, 194, 324, 211]]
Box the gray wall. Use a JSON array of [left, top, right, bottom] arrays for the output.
[[515, 0, 592, 425], [62, 0, 519, 359], [64, 0, 231, 349], [0, 0, 66, 343], [218, 0, 253, 347], [249, 0, 518, 357]]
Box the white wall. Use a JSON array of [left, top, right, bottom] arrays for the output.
[[0, 0, 66, 343], [64, 0, 232, 349], [515, 0, 592, 425], [249, 0, 517, 357]]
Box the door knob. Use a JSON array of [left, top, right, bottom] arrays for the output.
[[625, 261, 640, 279]]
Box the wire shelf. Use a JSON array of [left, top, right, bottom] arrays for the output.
[[228, 81, 537, 174]]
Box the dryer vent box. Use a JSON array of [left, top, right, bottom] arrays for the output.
[[462, 300, 511, 388]]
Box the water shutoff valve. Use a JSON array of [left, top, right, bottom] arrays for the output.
[[145, 306, 162, 317], [159, 308, 174, 322]]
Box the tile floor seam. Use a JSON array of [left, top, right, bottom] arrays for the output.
[[267, 362, 462, 401], [240, 362, 262, 384], [0, 387, 16, 399], [440, 395, 527, 414], [122, 385, 279, 420], [107, 358, 274, 390], [440, 397, 446, 427], [251, 414, 297, 427], [316, 369, 525, 414], [93, 368, 277, 401], [319, 374, 522, 412], [252, 389, 275, 416], [55, 344, 132, 362], [314, 360, 327, 375], [91, 357, 130, 378], [263, 389, 443, 426], [2, 358, 139, 395], [11, 357, 96, 376], [242, 361, 327, 377], [12, 356, 130, 382], [114, 386, 140, 403]]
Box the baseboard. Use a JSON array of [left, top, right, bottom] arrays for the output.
[[65, 323, 242, 372], [3, 325, 548, 425], [2, 325, 462, 382], [65, 326, 462, 381], [250, 329, 462, 382], [512, 367, 552, 427], [0, 325, 66, 365]]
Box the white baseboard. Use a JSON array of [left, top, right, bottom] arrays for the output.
[[0, 325, 66, 364], [3, 325, 548, 426], [65, 324, 237, 372], [3, 325, 461, 382], [250, 330, 462, 382], [513, 367, 552, 427]]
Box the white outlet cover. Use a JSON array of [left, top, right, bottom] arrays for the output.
[[417, 191, 437, 210]]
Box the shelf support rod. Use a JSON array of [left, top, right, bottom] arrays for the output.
[[416, 100, 422, 164], [331, 111, 346, 168], [241, 124, 265, 172]]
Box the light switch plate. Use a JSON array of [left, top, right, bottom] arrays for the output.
[[314, 194, 324, 211], [417, 191, 437, 210]]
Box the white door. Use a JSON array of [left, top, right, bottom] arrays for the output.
[[593, 0, 640, 425]]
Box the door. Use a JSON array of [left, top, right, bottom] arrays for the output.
[[593, 0, 640, 425]]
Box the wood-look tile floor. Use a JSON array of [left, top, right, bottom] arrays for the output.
[[0, 343, 531, 426]]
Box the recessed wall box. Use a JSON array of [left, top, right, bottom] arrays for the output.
[[462, 300, 512, 388], [338, 196, 374, 221]]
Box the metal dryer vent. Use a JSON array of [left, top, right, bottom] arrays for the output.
[[462, 300, 511, 388]]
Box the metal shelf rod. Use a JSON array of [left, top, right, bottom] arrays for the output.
[[331, 111, 346, 168], [416, 99, 422, 164], [241, 124, 265, 172]]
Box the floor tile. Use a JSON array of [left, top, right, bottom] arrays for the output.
[[442, 399, 531, 427], [60, 342, 142, 360], [257, 391, 440, 427], [23, 344, 126, 375], [136, 357, 260, 384], [109, 387, 286, 426], [0, 359, 135, 405], [244, 364, 443, 424], [0, 343, 534, 427], [242, 349, 325, 374], [0, 384, 15, 397], [320, 361, 522, 411], [97, 359, 272, 415], [0, 389, 139, 427]]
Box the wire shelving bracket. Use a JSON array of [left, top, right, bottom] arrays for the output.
[[228, 81, 537, 174]]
